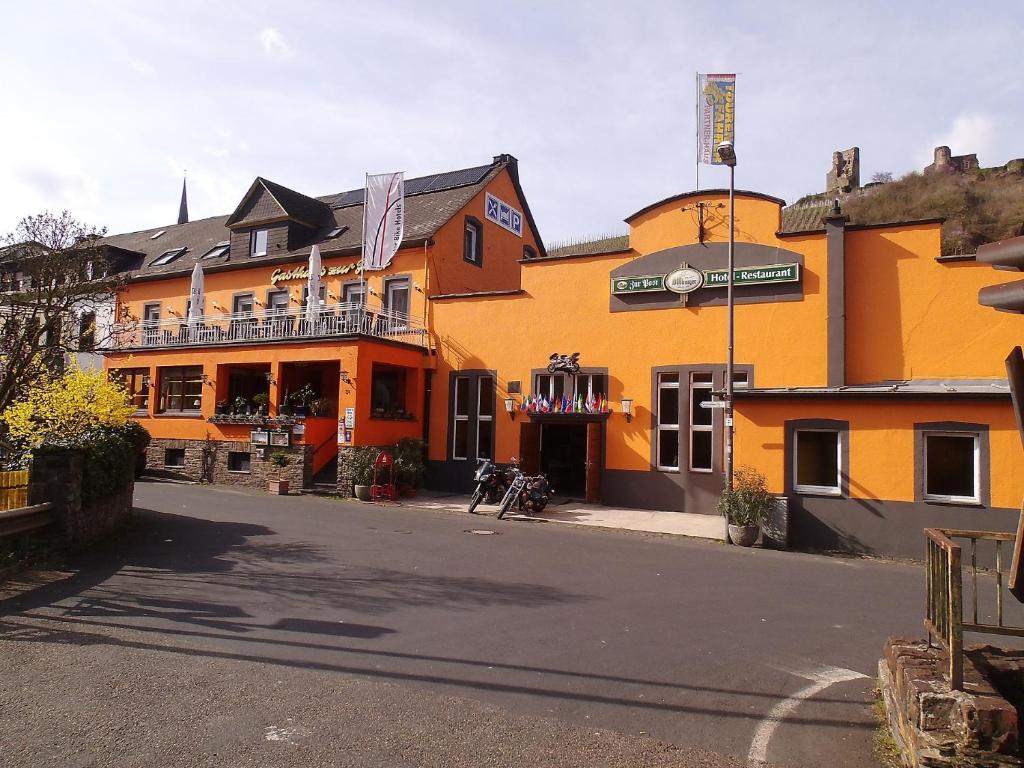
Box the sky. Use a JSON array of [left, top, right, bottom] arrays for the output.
[[1, 1, 1021, 245]]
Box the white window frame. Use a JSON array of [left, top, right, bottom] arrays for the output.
[[475, 377, 494, 460], [452, 376, 470, 461], [923, 431, 980, 504], [464, 220, 480, 264], [689, 372, 714, 473], [793, 429, 842, 496], [250, 229, 269, 257], [656, 373, 680, 472], [535, 373, 567, 401]]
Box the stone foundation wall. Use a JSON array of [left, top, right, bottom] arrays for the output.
[[880, 637, 1021, 767], [147, 438, 313, 491]]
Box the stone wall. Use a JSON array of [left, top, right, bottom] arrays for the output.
[[146, 438, 312, 491], [880, 637, 1021, 767], [27, 448, 134, 550]]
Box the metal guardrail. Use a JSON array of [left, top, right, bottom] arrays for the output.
[[0, 502, 53, 538], [107, 302, 428, 350], [925, 527, 1024, 691]]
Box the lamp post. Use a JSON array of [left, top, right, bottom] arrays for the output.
[[716, 140, 737, 491]]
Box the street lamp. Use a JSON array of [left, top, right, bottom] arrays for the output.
[[716, 140, 737, 492]]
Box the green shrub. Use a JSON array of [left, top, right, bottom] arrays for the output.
[[715, 466, 776, 527], [269, 450, 290, 467], [393, 437, 425, 488], [348, 446, 380, 487], [79, 427, 137, 504]]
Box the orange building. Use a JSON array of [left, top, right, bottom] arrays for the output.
[[102, 155, 1024, 557]]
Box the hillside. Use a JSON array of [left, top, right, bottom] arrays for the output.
[[785, 167, 1024, 256]]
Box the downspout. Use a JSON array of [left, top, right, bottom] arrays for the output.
[[823, 200, 849, 387]]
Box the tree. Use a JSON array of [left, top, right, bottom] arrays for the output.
[[0, 211, 124, 411], [871, 171, 894, 184]]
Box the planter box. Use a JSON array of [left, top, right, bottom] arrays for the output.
[[268, 479, 290, 495], [354, 484, 372, 502]]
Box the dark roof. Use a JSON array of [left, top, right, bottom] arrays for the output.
[[734, 379, 1010, 400], [103, 157, 511, 280]]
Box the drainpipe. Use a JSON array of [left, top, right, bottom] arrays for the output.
[[823, 199, 849, 387]]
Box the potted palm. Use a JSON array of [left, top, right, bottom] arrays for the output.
[[716, 466, 775, 547], [349, 446, 378, 501], [268, 450, 290, 495]]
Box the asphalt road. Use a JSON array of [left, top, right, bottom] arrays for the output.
[[0, 480, 928, 766]]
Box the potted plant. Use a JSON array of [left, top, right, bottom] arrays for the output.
[[231, 396, 248, 416], [215, 399, 229, 415], [291, 383, 316, 417], [393, 437, 425, 497], [716, 465, 776, 547], [309, 397, 331, 417], [252, 392, 269, 416], [268, 450, 290, 495], [349, 446, 379, 501]]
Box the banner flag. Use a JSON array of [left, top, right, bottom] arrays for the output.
[[362, 172, 405, 271], [697, 73, 736, 165]]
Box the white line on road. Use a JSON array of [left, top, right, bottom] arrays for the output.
[[747, 664, 868, 766]]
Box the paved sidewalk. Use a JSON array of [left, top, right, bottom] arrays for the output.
[[410, 491, 727, 541]]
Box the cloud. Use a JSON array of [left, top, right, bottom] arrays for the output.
[[128, 58, 154, 75], [258, 28, 293, 60], [919, 113, 999, 167]]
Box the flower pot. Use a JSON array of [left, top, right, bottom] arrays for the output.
[[269, 479, 289, 495], [354, 484, 372, 502], [728, 524, 759, 547]]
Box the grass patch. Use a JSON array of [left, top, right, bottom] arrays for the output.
[[872, 682, 904, 768]]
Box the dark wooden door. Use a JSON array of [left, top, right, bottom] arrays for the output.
[[519, 421, 541, 476], [585, 421, 602, 503]]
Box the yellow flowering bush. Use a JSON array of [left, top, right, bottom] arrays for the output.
[[1, 368, 136, 448]]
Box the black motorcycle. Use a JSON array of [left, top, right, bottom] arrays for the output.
[[497, 466, 555, 519], [468, 458, 512, 514]]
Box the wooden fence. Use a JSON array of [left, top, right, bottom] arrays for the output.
[[0, 470, 29, 512]]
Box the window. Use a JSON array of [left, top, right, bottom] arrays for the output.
[[342, 281, 365, 305], [657, 373, 680, 471], [78, 311, 96, 351], [151, 247, 186, 266], [267, 289, 290, 313], [463, 217, 482, 265], [575, 373, 606, 401], [232, 293, 255, 315], [477, 377, 494, 460], [371, 365, 407, 417], [327, 226, 347, 239], [158, 366, 203, 413], [250, 229, 269, 257], [689, 372, 714, 472], [924, 432, 980, 503], [202, 241, 230, 260], [227, 451, 251, 473], [523, 245, 538, 260], [301, 285, 326, 308], [384, 277, 410, 317], [794, 430, 841, 495], [164, 448, 185, 468], [143, 303, 161, 323], [111, 368, 149, 411], [535, 373, 567, 401], [453, 376, 469, 460], [732, 371, 749, 389]]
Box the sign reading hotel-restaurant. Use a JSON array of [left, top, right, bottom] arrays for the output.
[[611, 262, 799, 296]]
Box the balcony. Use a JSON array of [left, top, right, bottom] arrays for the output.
[[107, 303, 428, 350]]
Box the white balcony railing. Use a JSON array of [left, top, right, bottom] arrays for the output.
[[107, 302, 427, 350]]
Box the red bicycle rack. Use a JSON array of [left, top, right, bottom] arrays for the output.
[[371, 450, 396, 501]]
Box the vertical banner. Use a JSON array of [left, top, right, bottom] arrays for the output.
[[697, 73, 736, 165], [362, 172, 405, 271]]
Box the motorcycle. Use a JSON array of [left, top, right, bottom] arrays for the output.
[[497, 464, 555, 519], [468, 458, 513, 514]]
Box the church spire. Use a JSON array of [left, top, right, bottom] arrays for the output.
[[177, 176, 189, 225]]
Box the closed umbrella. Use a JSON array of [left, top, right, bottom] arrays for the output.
[[305, 245, 322, 325], [188, 262, 204, 323]]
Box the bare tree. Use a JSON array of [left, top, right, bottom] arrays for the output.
[[0, 211, 125, 411], [871, 171, 894, 184]]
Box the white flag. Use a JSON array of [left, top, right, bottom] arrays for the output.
[[362, 172, 404, 271]]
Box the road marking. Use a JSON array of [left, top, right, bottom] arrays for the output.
[[747, 664, 867, 766]]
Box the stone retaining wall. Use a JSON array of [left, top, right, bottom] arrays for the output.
[[881, 637, 1021, 767], [146, 438, 312, 491]]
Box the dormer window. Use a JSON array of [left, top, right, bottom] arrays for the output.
[[250, 229, 269, 257], [202, 241, 230, 260], [149, 230, 166, 240], [327, 225, 348, 239], [151, 247, 187, 266]]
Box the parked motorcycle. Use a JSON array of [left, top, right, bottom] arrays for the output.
[[497, 464, 555, 519], [468, 458, 512, 514]]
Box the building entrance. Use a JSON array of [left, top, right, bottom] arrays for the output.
[[541, 423, 587, 498]]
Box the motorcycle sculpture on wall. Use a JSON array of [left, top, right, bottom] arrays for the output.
[[547, 352, 581, 374]]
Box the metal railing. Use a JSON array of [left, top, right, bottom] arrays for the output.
[[0, 503, 53, 538], [925, 527, 1024, 690], [107, 302, 427, 350]]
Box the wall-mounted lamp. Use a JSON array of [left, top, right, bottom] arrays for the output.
[[201, 373, 214, 387], [253, 298, 263, 306], [504, 397, 516, 419], [413, 282, 424, 293], [340, 370, 352, 385], [211, 301, 222, 311], [621, 398, 633, 423], [264, 372, 277, 386]]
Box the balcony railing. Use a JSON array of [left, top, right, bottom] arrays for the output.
[[107, 302, 427, 350]]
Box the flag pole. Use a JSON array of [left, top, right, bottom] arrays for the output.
[[360, 173, 368, 325], [695, 72, 700, 191]]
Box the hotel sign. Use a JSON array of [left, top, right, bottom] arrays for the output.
[[611, 263, 800, 295], [485, 192, 523, 237], [702, 263, 800, 288], [270, 260, 361, 286]]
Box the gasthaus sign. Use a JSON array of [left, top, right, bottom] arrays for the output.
[[611, 262, 799, 295]]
